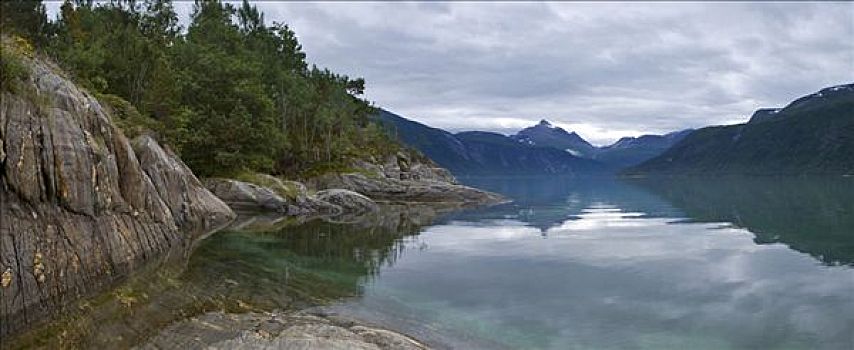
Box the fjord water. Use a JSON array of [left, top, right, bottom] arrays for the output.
[[159, 176, 854, 350], [285, 176, 853, 350], [37, 176, 852, 349]]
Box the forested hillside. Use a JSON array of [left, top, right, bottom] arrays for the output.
[[626, 84, 854, 175], [1, 0, 398, 177]]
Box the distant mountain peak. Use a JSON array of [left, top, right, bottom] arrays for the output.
[[537, 119, 554, 128], [513, 119, 596, 157], [532, 119, 576, 135]]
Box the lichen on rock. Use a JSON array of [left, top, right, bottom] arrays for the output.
[[1, 268, 12, 288]]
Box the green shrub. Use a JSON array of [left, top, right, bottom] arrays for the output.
[[0, 36, 31, 93], [96, 93, 160, 139]]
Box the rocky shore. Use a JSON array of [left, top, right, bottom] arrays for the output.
[[0, 53, 234, 337], [4, 202, 451, 349], [1, 44, 501, 348], [307, 156, 507, 205], [204, 153, 506, 218]]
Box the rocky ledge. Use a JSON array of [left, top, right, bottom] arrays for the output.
[[138, 311, 429, 350], [308, 154, 507, 205], [206, 153, 506, 216], [203, 175, 380, 217], [203, 175, 340, 215]]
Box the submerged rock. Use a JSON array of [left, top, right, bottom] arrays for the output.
[[0, 49, 234, 336], [138, 311, 429, 350]]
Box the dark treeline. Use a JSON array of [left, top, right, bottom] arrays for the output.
[[0, 0, 398, 177]]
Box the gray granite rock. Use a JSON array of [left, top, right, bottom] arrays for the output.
[[309, 172, 506, 205], [0, 49, 235, 337], [306, 152, 506, 205], [203, 177, 342, 215], [315, 189, 379, 215], [137, 311, 429, 350]]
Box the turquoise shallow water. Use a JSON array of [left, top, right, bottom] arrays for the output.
[[29, 176, 850, 349]]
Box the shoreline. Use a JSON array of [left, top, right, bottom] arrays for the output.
[[2, 204, 464, 349]]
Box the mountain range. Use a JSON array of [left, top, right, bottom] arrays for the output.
[[377, 111, 689, 175], [594, 129, 693, 169], [378, 83, 853, 177], [376, 110, 605, 175], [627, 83, 854, 175]]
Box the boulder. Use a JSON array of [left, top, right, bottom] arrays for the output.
[[353, 153, 457, 183], [203, 178, 292, 213], [315, 189, 379, 215], [203, 178, 340, 216]]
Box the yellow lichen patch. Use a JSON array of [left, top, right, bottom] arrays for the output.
[[13, 35, 34, 57], [1, 268, 12, 288], [236, 299, 252, 310], [114, 287, 144, 309], [34, 252, 46, 283]]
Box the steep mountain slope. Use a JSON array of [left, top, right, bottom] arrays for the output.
[[455, 131, 605, 175], [626, 84, 854, 175], [377, 111, 606, 175], [511, 119, 598, 157], [374, 109, 472, 170], [594, 129, 693, 168]]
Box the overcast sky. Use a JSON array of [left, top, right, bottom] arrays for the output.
[[47, 1, 854, 145]]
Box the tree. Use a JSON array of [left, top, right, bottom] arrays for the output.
[[28, 0, 394, 178], [0, 0, 52, 47]]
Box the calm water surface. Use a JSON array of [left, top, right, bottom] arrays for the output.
[[312, 177, 854, 350], [20, 176, 854, 350], [192, 176, 854, 350]]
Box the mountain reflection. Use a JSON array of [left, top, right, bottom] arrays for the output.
[[629, 176, 854, 266], [453, 176, 683, 233], [458, 175, 854, 267], [335, 176, 854, 350]]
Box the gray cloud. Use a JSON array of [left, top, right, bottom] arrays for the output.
[[46, 1, 854, 145]]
